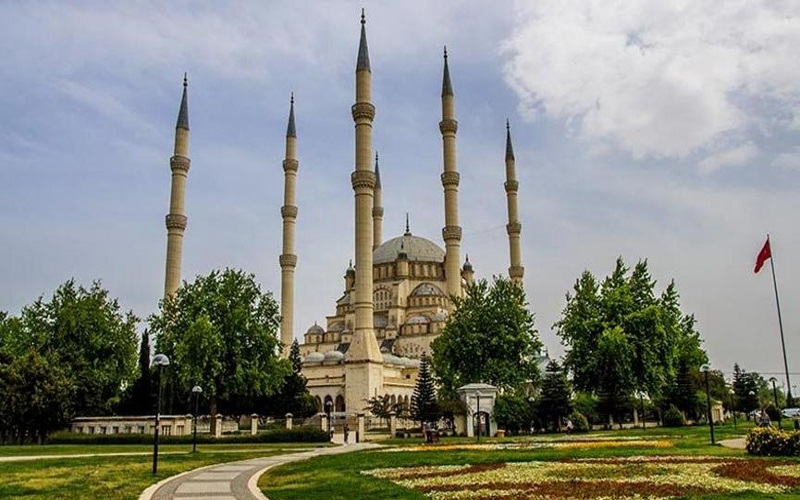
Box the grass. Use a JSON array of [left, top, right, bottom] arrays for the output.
[[259, 423, 800, 500], [0, 441, 327, 457], [0, 443, 329, 500]]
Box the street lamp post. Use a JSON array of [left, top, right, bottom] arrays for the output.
[[729, 388, 737, 427], [151, 354, 170, 474], [191, 385, 202, 453], [701, 365, 715, 445], [770, 377, 782, 429], [475, 393, 482, 443], [749, 390, 756, 421]]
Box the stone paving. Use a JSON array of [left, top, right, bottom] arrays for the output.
[[139, 442, 381, 500]]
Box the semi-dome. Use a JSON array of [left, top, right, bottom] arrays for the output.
[[411, 283, 444, 297], [373, 234, 445, 264], [304, 352, 324, 363], [406, 315, 431, 325], [323, 350, 344, 362]]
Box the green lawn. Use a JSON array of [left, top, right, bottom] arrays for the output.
[[0, 443, 328, 500], [0, 441, 325, 457], [260, 423, 800, 500]]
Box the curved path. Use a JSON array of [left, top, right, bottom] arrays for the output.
[[139, 442, 381, 500]]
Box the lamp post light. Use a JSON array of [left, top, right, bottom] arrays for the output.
[[770, 377, 782, 429], [528, 396, 535, 435], [151, 354, 170, 474], [191, 385, 202, 453], [729, 388, 737, 427], [701, 364, 715, 445], [749, 390, 756, 421], [475, 393, 482, 443]]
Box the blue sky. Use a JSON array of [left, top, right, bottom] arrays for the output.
[[1, 1, 799, 387]]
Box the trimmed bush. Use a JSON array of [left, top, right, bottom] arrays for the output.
[[46, 426, 329, 445], [746, 426, 800, 456], [662, 404, 686, 427], [567, 411, 590, 433]]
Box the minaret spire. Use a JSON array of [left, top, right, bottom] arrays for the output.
[[164, 74, 191, 298], [279, 93, 300, 356], [372, 151, 383, 250], [504, 120, 524, 285], [346, 9, 383, 413], [440, 47, 463, 299]]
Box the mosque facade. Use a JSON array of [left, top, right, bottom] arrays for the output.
[[161, 12, 525, 418]]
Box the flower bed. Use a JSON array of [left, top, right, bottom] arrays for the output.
[[363, 456, 796, 499], [380, 439, 673, 453]]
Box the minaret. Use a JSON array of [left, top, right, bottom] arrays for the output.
[[372, 152, 383, 251], [279, 94, 299, 356], [163, 74, 191, 299], [440, 47, 463, 299], [462, 255, 474, 287], [505, 120, 524, 285], [345, 10, 383, 412]]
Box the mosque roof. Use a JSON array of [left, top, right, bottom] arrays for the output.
[[373, 234, 445, 264]]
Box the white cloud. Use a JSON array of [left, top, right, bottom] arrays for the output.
[[502, 0, 800, 160], [773, 147, 800, 170], [697, 142, 758, 174]]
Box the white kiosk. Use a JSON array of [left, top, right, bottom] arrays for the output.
[[457, 383, 499, 439]]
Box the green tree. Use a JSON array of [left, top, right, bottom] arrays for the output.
[[733, 364, 761, 416], [537, 359, 573, 430], [410, 354, 440, 424], [431, 276, 542, 398], [260, 339, 317, 418], [595, 326, 635, 427], [555, 258, 707, 415], [7, 280, 138, 416], [117, 331, 153, 415], [494, 393, 535, 435], [150, 269, 290, 420], [0, 350, 75, 443]]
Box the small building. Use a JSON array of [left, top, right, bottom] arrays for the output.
[[71, 415, 193, 436]]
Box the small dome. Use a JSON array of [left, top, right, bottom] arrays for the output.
[[306, 323, 325, 335], [406, 315, 431, 325], [382, 353, 401, 365], [403, 358, 421, 368], [304, 352, 324, 363], [411, 283, 445, 297], [323, 350, 344, 362], [374, 315, 389, 328], [432, 311, 448, 322]]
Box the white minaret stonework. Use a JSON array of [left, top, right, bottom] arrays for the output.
[[372, 152, 383, 251], [440, 48, 463, 299], [279, 94, 299, 356], [164, 75, 191, 299], [345, 11, 383, 413], [505, 120, 524, 285]]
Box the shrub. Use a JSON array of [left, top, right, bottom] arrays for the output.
[[746, 426, 800, 456], [46, 426, 329, 445], [662, 404, 687, 427], [567, 411, 590, 433]]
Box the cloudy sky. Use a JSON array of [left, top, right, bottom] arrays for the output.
[[1, 1, 799, 387]]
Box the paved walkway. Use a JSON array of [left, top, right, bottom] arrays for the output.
[[719, 438, 746, 449], [139, 442, 381, 500]]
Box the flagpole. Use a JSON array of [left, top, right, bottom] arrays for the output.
[[767, 234, 793, 406]]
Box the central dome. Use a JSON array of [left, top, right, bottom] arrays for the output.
[[373, 233, 445, 264]]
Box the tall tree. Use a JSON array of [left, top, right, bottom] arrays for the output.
[[290, 339, 302, 374], [410, 354, 440, 424], [555, 258, 707, 410], [150, 269, 290, 420], [117, 331, 153, 415], [595, 326, 635, 427], [732, 364, 763, 415], [431, 276, 542, 398], [537, 359, 572, 430], [260, 339, 317, 418], [11, 280, 138, 416]]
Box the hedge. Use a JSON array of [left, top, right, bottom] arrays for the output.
[[746, 426, 800, 456], [46, 426, 329, 445]]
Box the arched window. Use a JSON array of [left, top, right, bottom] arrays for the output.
[[335, 395, 345, 412], [390, 395, 397, 406], [324, 395, 333, 414]]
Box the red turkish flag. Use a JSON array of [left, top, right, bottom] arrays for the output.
[[754, 238, 771, 274]]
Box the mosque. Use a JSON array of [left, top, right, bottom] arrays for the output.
[[160, 13, 525, 417]]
